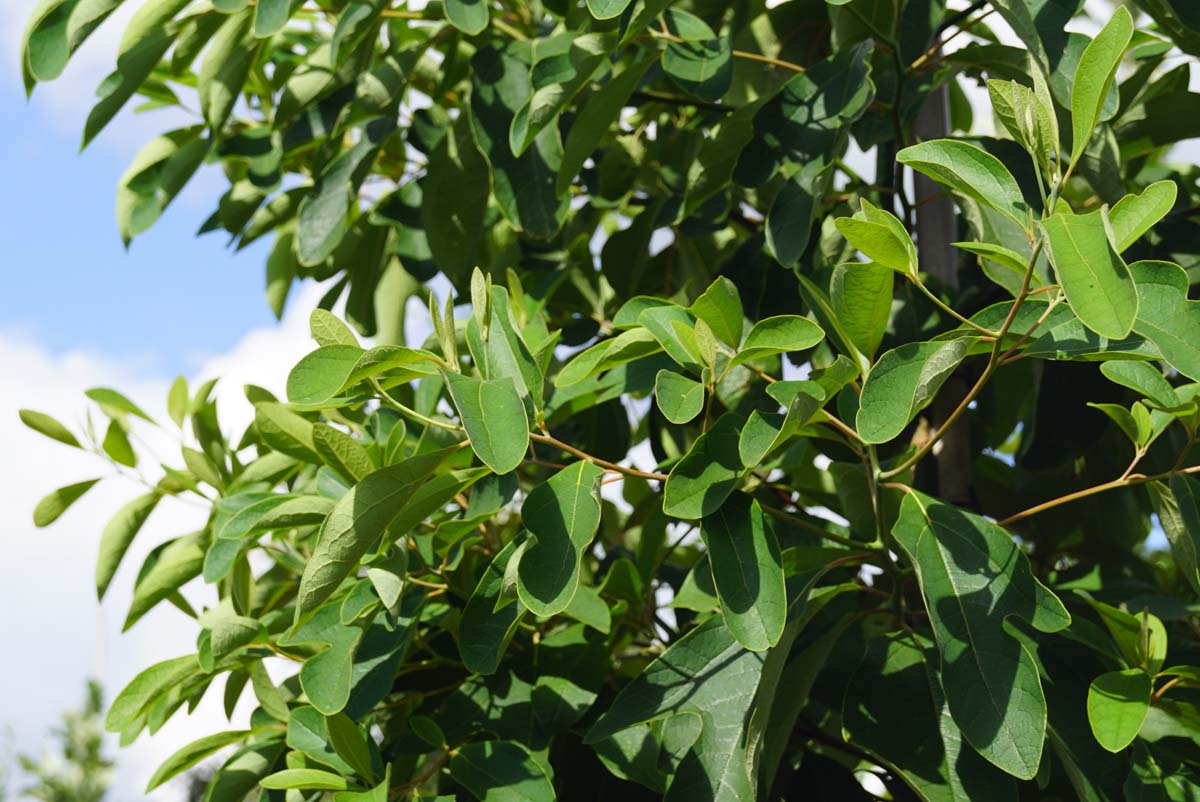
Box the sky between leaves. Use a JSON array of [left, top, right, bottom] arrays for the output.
[[0, 0, 1194, 799]]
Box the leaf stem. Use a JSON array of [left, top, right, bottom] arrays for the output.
[[879, 239, 1044, 480], [371, 379, 463, 432]]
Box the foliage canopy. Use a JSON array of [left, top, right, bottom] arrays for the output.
[[19, 0, 1200, 798]]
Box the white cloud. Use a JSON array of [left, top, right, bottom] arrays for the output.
[[0, 284, 323, 801]]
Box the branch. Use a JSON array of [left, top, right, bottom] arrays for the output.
[[529, 432, 669, 481]]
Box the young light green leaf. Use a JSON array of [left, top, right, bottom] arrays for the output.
[[311, 308, 360, 346], [655, 370, 705, 424], [1069, 7, 1133, 169], [105, 654, 199, 733], [1108, 180, 1178, 253], [729, 316, 825, 369], [688, 276, 744, 347], [897, 140, 1030, 230], [260, 769, 351, 791], [857, 338, 972, 444], [85, 387, 155, 422], [1087, 669, 1151, 753], [700, 493, 785, 652], [19, 409, 81, 448], [444, 373, 529, 474], [96, 492, 160, 599], [33, 478, 100, 527], [167, 375, 188, 427], [892, 489, 1071, 779], [516, 460, 605, 617], [287, 345, 365, 406], [663, 413, 745, 520], [1043, 209, 1137, 340], [125, 531, 205, 630], [840, 217, 912, 273], [146, 729, 253, 791], [831, 262, 893, 360]]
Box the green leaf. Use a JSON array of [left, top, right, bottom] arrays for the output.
[[516, 460, 605, 617], [897, 140, 1030, 230], [105, 654, 199, 733], [510, 34, 608, 157], [1070, 7, 1133, 169], [254, 402, 318, 462], [655, 370, 705, 424], [314, 424, 374, 485], [1100, 361, 1181, 410], [1158, 476, 1200, 597], [444, 0, 487, 34], [688, 277, 744, 347], [1088, 402, 1152, 447], [459, 537, 526, 674], [857, 338, 972, 444], [586, 615, 767, 802], [1042, 209, 1137, 340], [585, 0, 632, 19], [558, 55, 654, 194], [663, 413, 744, 520], [214, 493, 332, 540], [19, 409, 81, 447], [988, 79, 1058, 179], [198, 10, 256, 131], [253, 0, 292, 35], [1109, 181, 1178, 253], [661, 10, 731, 102], [831, 262, 893, 360], [22, 0, 124, 88], [448, 740, 555, 802], [729, 316, 824, 369], [836, 201, 917, 275], [312, 309, 360, 346], [288, 706, 356, 776], [102, 420, 136, 467], [422, 117, 489, 281], [167, 376, 188, 427], [125, 531, 205, 630], [700, 493, 785, 651], [1083, 597, 1167, 675], [470, 43, 567, 241], [1087, 669, 1151, 753], [33, 478, 100, 527], [326, 713, 375, 782], [146, 729, 252, 791], [261, 769, 351, 791], [844, 632, 1017, 802], [287, 345, 365, 405], [96, 492, 160, 599], [444, 373, 529, 474], [739, 382, 824, 467], [85, 387, 154, 422], [294, 449, 454, 625], [892, 489, 1071, 779], [1129, 261, 1200, 382]]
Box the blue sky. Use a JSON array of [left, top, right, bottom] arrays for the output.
[[1, 70, 274, 374]]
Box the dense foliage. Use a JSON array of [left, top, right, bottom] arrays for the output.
[[18, 0, 1200, 798]]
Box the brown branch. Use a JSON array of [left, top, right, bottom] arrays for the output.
[[529, 432, 668, 481]]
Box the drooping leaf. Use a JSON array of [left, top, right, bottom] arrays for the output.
[[831, 262, 893, 360], [96, 492, 160, 599], [699, 493, 785, 652], [892, 489, 1071, 779], [515, 461, 605, 617], [146, 729, 253, 791], [459, 537, 526, 675]]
